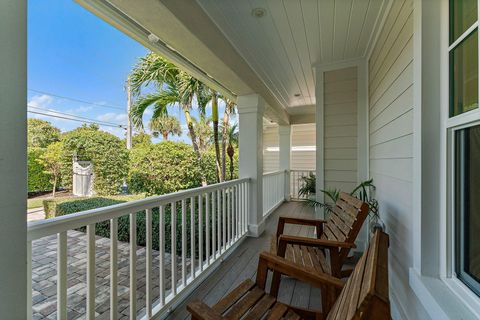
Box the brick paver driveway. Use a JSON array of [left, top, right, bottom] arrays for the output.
[[31, 231, 190, 319]]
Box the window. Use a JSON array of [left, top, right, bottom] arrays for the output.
[[455, 125, 480, 296], [450, 0, 480, 298]]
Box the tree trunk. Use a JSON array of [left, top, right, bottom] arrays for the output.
[[52, 176, 57, 197], [184, 109, 207, 186], [221, 110, 229, 180], [162, 132, 169, 140], [212, 93, 222, 182], [229, 155, 234, 180]]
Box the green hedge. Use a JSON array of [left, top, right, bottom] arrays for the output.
[[43, 195, 224, 256], [28, 148, 52, 193]]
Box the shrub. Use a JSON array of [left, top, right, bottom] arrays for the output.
[[28, 119, 60, 148], [128, 141, 202, 195], [28, 147, 52, 193], [43, 194, 219, 256], [60, 125, 129, 195]]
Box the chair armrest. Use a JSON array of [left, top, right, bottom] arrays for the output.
[[187, 300, 223, 320], [276, 216, 326, 239], [256, 251, 344, 290], [278, 235, 356, 249]]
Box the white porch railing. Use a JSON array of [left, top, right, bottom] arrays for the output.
[[27, 178, 250, 320], [262, 170, 287, 217], [290, 170, 315, 200]]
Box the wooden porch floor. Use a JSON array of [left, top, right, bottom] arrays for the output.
[[167, 201, 321, 320]]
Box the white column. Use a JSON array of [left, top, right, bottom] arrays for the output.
[[238, 94, 265, 237], [278, 125, 291, 201], [0, 0, 27, 317], [315, 68, 325, 218]]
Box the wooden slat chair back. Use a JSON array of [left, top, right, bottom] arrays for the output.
[[320, 192, 369, 262], [187, 231, 390, 320], [273, 192, 369, 278]]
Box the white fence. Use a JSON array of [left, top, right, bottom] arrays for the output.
[[27, 178, 250, 320], [262, 170, 286, 217], [290, 170, 315, 200]]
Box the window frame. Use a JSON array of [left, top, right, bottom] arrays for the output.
[[446, 0, 480, 302]]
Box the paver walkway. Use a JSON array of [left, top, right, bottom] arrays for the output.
[[31, 230, 191, 319]]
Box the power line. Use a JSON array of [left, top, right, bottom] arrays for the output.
[[27, 105, 125, 128], [27, 108, 126, 129], [28, 88, 126, 111]]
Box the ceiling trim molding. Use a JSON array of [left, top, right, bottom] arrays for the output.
[[365, 0, 395, 61]]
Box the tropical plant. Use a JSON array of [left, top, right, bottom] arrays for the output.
[[38, 141, 63, 197], [226, 123, 238, 180], [28, 118, 61, 148], [149, 114, 182, 140], [128, 53, 208, 185]]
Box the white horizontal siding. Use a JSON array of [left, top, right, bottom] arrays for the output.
[[291, 123, 316, 170], [368, 0, 428, 318], [263, 125, 279, 173], [324, 66, 358, 193]]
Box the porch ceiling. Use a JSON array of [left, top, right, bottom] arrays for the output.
[[77, 0, 387, 124]]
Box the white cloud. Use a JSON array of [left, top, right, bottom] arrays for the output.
[[97, 112, 128, 123], [65, 105, 93, 114], [28, 94, 53, 108]]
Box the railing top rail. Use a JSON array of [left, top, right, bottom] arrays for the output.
[[262, 170, 287, 177], [27, 178, 250, 241]]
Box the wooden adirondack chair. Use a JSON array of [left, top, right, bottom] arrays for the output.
[[272, 192, 369, 279], [187, 231, 390, 320]]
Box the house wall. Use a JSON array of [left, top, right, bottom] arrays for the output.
[[324, 67, 358, 192], [291, 123, 316, 170], [263, 125, 279, 173], [367, 0, 429, 318]]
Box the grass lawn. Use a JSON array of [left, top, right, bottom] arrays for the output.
[[28, 198, 47, 209], [28, 194, 145, 210]]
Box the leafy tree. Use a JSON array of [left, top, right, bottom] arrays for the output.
[[28, 118, 60, 148], [38, 142, 63, 197], [28, 148, 52, 192], [60, 125, 129, 195], [129, 53, 209, 185], [149, 115, 182, 140], [128, 141, 202, 195], [132, 132, 152, 147]]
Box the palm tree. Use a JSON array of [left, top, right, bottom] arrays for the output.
[[190, 116, 212, 152], [129, 53, 208, 185], [221, 98, 236, 179], [149, 114, 182, 140], [226, 123, 238, 180]]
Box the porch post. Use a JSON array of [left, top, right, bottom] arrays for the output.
[[278, 125, 291, 201], [238, 94, 265, 237], [0, 0, 28, 317]]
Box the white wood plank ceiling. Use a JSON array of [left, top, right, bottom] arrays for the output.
[[197, 0, 387, 110]]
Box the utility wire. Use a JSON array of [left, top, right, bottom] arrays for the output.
[[27, 105, 125, 127], [28, 88, 125, 111], [27, 107, 126, 129]]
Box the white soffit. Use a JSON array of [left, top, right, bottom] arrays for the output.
[[196, 0, 388, 110]]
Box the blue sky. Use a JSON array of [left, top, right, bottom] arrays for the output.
[[28, 0, 230, 143]]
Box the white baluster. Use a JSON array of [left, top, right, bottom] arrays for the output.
[[206, 193, 210, 265], [227, 187, 231, 245], [198, 194, 203, 272], [222, 188, 226, 250], [87, 224, 96, 320], [212, 191, 216, 259], [171, 202, 177, 295], [159, 205, 165, 305], [146, 208, 153, 318], [181, 199, 186, 286], [190, 196, 196, 279], [110, 218, 118, 320], [57, 232, 67, 320], [129, 214, 137, 320], [217, 189, 221, 254]]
